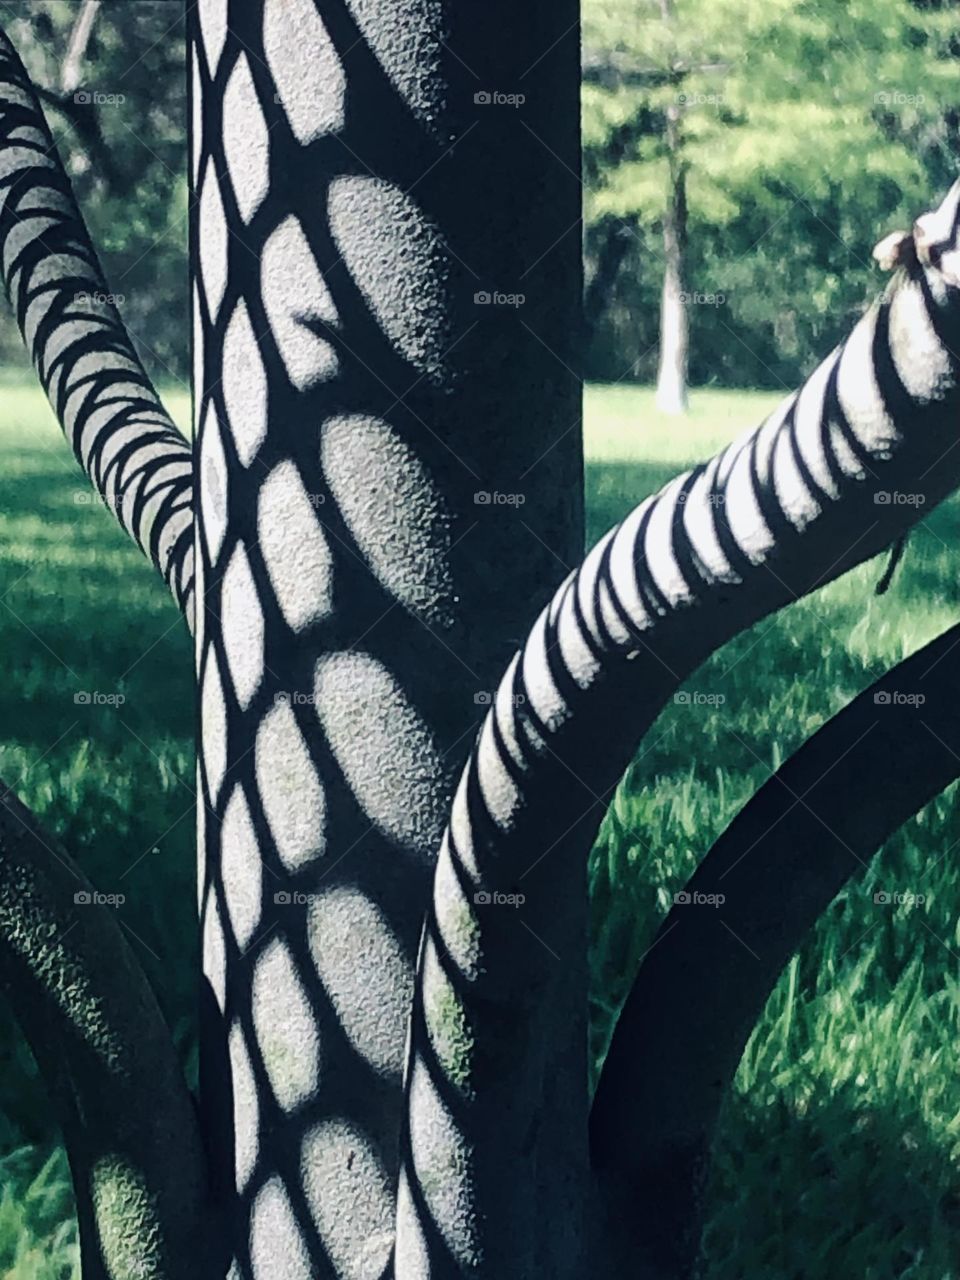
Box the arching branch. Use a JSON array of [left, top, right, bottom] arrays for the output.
[[0, 781, 207, 1279], [397, 182, 960, 1276], [590, 622, 960, 1277], [0, 26, 194, 620]]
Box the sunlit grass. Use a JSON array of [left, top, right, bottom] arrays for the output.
[[587, 384, 960, 1279]]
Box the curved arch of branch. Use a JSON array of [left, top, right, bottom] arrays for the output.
[[590, 621, 960, 1277], [396, 182, 960, 1276], [0, 781, 207, 1280], [0, 28, 194, 620]]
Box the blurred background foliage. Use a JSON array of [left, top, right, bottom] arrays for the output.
[[0, 1, 187, 382], [583, 0, 960, 389]]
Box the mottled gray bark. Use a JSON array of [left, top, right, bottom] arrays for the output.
[[0, 783, 206, 1280], [190, 2, 580, 1275], [401, 181, 960, 1276]]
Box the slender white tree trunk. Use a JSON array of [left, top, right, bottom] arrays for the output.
[[656, 105, 689, 415]]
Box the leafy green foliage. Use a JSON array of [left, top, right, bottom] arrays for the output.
[[584, 0, 960, 386], [0, 377, 193, 1271], [0, 3, 188, 382]]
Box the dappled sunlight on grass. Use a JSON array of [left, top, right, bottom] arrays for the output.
[[0, 376, 958, 1276], [587, 385, 960, 1279]]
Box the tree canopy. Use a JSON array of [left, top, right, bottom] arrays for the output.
[[583, 0, 960, 387]]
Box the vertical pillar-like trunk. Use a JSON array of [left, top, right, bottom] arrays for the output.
[[655, 104, 689, 415], [189, 2, 581, 1276], [655, 0, 688, 416]]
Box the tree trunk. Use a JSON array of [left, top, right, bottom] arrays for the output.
[[189, 2, 581, 1275], [655, 106, 689, 415], [402, 183, 960, 1275], [0, 783, 206, 1279]]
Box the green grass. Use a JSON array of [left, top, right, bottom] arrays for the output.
[[0, 379, 958, 1277], [586, 385, 960, 1279], [0, 383, 192, 1279]]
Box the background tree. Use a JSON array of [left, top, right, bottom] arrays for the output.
[[583, 0, 960, 397], [0, 1, 187, 380]]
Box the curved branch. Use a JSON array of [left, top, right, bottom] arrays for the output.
[[590, 622, 960, 1277], [397, 182, 960, 1276], [0, 27, 194, 620], [0, 781, 207, 1279]]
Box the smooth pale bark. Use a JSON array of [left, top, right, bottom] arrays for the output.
[[60, 1, 101, 95], [0, 782, 206, 1280], [401, 182, 960, 1276], [655, 0, 688, 416], [0, 28, 194, 618], [190, 2, 580, 1276], [592, 622, 960, 1277], [655, 106, 689, 415]]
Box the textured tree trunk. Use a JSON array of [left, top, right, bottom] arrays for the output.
[[189, 2, 581, 1276], [655, 107, 689, 415], [402, 184, 960, 1275], [0, 784, 206, 1280]]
